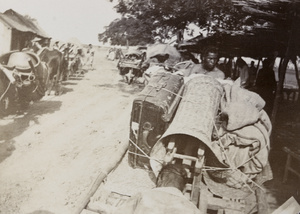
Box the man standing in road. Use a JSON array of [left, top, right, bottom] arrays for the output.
[[86, 44, 95, 70]]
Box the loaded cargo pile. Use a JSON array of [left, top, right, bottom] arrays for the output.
[[85, 71, 273, 214], [128, 72, 272, 213]]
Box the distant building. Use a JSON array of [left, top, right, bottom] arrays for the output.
[[0, 9, 50, 55]]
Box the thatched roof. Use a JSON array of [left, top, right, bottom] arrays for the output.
[[0, 9, 49, 38], [179, 29, 288, 58], [179, 0, 300, 59]]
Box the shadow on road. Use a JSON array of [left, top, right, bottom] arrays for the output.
[[62, 81, 78, 86], [68, 76, 84, 81], [95, 82, 144, 95], [27, 210, 55, 214], [0, 100, 62, 163], [61, 87, 74, 95]]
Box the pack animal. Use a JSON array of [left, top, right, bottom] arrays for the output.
[[38, 48, 64, 95], [60, 43, 74, 80], [0, 50, 50, 109]]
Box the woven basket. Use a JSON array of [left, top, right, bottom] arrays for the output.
[[150, 75, 224, 174], [158, 75, 223, 148]]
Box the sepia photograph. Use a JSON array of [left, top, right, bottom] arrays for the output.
[[0, 0, 299, 213]]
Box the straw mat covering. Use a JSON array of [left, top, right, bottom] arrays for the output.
[[150, 75, 224, 174]]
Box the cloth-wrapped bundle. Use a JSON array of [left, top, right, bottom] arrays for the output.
[[204, 83, 272, 198]]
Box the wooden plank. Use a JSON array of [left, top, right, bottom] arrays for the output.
[[191, 173, 201, 206], [283, 147, 300, 161], [283, 152, 292, 183], [288, 167, 300, 177], [173, 153, 198, 162], [223, 209, 243, 214], [199, 184, 209, 213], [75, 141, 129, 214], [191, 148, 205, 206], [283, 146, 300, 182], [272, 197, 300, 214]]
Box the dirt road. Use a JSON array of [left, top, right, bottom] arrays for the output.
[[0, 47, 299, 214], [0, 47, 143, 214]]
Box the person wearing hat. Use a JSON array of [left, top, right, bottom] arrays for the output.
[[112, 164, 201, 214], [53, 41, 60, 50], [86, 44, 95, 69], [30, 37, 42, 53]]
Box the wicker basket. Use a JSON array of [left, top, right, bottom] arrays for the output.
[[150, 75, 224, 173], [158, 75, 223, 148]]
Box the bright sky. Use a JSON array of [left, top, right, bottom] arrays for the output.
[[0, 0, 120, 45]]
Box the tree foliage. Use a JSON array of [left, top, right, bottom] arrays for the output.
[[116, 0, 240, 30], [99, 17, 154, 46], [99, 0, 300, 46], [99, 0, 243, 45]]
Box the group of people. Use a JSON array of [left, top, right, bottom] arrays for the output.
[[228, 54, 277, 116], [27, 37, 95, 72], [53, 42, 95, 70]]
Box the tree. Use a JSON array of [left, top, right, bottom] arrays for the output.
[[99, 0, 300, 46], [99, 17, 154, 46], [99, 0, 240, 45]]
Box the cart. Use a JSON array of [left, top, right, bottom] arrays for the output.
[[117, 49, 145, 84], [128, 74, 272, 214]]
